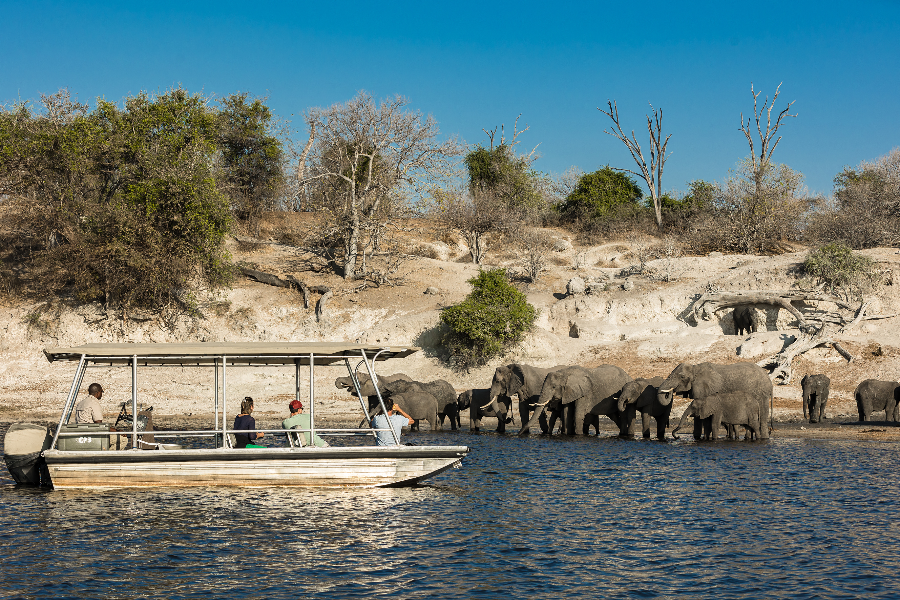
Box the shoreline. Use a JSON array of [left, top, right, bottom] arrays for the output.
[[3, 414, 898, 443]]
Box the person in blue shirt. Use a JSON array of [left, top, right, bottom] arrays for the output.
[[371, 403, 414, 446]]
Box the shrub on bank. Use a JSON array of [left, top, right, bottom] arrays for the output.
[[440, 269, 537, 368]]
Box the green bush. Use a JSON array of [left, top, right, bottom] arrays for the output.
[[802, 242, 879, 301], [557, 166, 643, 219], [440, 269, 537, 368]]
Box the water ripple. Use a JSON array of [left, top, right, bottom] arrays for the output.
[[2, 426, 900, 598]]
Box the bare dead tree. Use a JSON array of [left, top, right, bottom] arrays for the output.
[[482, 114, 540, 158], [740, 82, 797, 178], [298, 92, 461, 280], [598, 101, 671, 228], [293, 122, 315, 211]]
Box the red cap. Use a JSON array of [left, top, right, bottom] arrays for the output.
[[289, 400, 303, 411]]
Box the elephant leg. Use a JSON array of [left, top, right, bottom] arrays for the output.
[[641, 412, 652, 439], [450, 408, 458, 431], [711, 415, 723, 441], [656, 417, 667, 441], [547, 407, 560, 435], [496, 414, 506, 433], [693, 417, 703, 440], [519, 401, 532, 430]]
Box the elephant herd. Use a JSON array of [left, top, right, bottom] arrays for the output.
[[336, 361, 776, 441], [334, 365, 900, 442]]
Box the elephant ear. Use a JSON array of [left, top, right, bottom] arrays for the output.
[[508, 365, 527, 396], [562, 372, 592, 403]]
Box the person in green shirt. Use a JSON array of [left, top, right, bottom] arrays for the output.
[[282, 400, 329, 447]]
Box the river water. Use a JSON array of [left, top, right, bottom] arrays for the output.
[[1, 426, 899, 599]]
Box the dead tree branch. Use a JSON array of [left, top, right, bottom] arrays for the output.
[[599, 100, 671, 228]]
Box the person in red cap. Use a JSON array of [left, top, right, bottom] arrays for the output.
[[282, 399, 329, 447]]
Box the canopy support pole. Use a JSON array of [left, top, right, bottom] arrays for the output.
[[51, 354, 86, 450]]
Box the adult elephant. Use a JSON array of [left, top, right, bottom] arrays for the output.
[[386, 390, 441, 432], [617, 377, 669, 440], [854, 379, 900, 422], [671, 392, 761, 440], [388, 379, 459, 430], [457, 389, 513, 433], [801, 374, 831, 423], [657, 362, 772, 440], [488, 364, 568, 434], [334, 372, 412, 404], [520, 364, 632, 436]]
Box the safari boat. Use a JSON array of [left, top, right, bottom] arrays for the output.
[[3, 342, 468, 488]]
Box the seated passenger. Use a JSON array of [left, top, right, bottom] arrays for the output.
[[371, 403, 414, 446], [74, 383, 105, 424], [233, 397, 266, 448], [282, 400, 329, 447]]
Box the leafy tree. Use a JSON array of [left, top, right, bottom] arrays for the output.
[[441, 120, 542, 265], [557, 166, 643, 218], [440, 268, 537, 368], [802, 242, 879, 301], [216, 93, 285, 235], [0, 88, 233, 311], [464, 143, 543, 210], [808, 148, 900, 248]]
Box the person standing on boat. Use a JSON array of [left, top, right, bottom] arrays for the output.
[[371, 404, 414, 446], [73, 383, 104, 424], [233, 397, 265, 448], [282, 400, 329, 447]]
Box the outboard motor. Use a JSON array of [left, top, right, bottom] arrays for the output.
[[3, 423, 52, 486]]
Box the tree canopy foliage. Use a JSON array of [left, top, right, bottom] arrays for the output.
[[0, 88, 251, 311], [557, 166, 643, 219], [216, 93, 285, 233]]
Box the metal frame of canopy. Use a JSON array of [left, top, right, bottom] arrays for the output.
[[44, 342, 419, 450]]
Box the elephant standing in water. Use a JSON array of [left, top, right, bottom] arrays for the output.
[[801, 374, 830, 423], [671, 392, 761, 440], [457, 389, 513, 433], [520, 364, 632, 436], [488, 364, 568, 434], [854, 379, 900, 422], [617, 377, 669, 440], [658, 362, 772, 440]]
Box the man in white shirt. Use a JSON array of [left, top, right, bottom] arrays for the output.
[[74, 383, 104, 424], [371, 403, 414, 446]]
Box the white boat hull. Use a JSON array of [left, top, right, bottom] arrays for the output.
[[42, 446, 468, 488]]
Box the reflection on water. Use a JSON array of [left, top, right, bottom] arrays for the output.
[[2, 426, 900, 599]]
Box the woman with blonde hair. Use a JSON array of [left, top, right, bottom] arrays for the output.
[[233, 397, 265, 448]]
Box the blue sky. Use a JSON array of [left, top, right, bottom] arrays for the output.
[[2, 0, 898, 196]]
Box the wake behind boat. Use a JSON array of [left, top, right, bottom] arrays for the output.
[[4, 342, 468, 488]]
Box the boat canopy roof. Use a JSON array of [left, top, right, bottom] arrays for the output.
[[43, 342, 418, 366]]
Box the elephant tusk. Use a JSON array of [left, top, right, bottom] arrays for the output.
[[659, 387, 674, 394], [534, 400, 550, 407], [479, 401, 494, 410]]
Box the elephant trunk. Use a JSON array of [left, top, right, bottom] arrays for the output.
[[658, 386, 676, 407], [671, 407, 694, 439], [519, 402, 547, 436]]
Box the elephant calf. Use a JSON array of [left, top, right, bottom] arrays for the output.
[[854, 379, 900, 422], [458, 389, 513, 433], [672, 392, 761, 441]]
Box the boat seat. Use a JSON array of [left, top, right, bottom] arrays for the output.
[[288, 425, 308, 448]]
